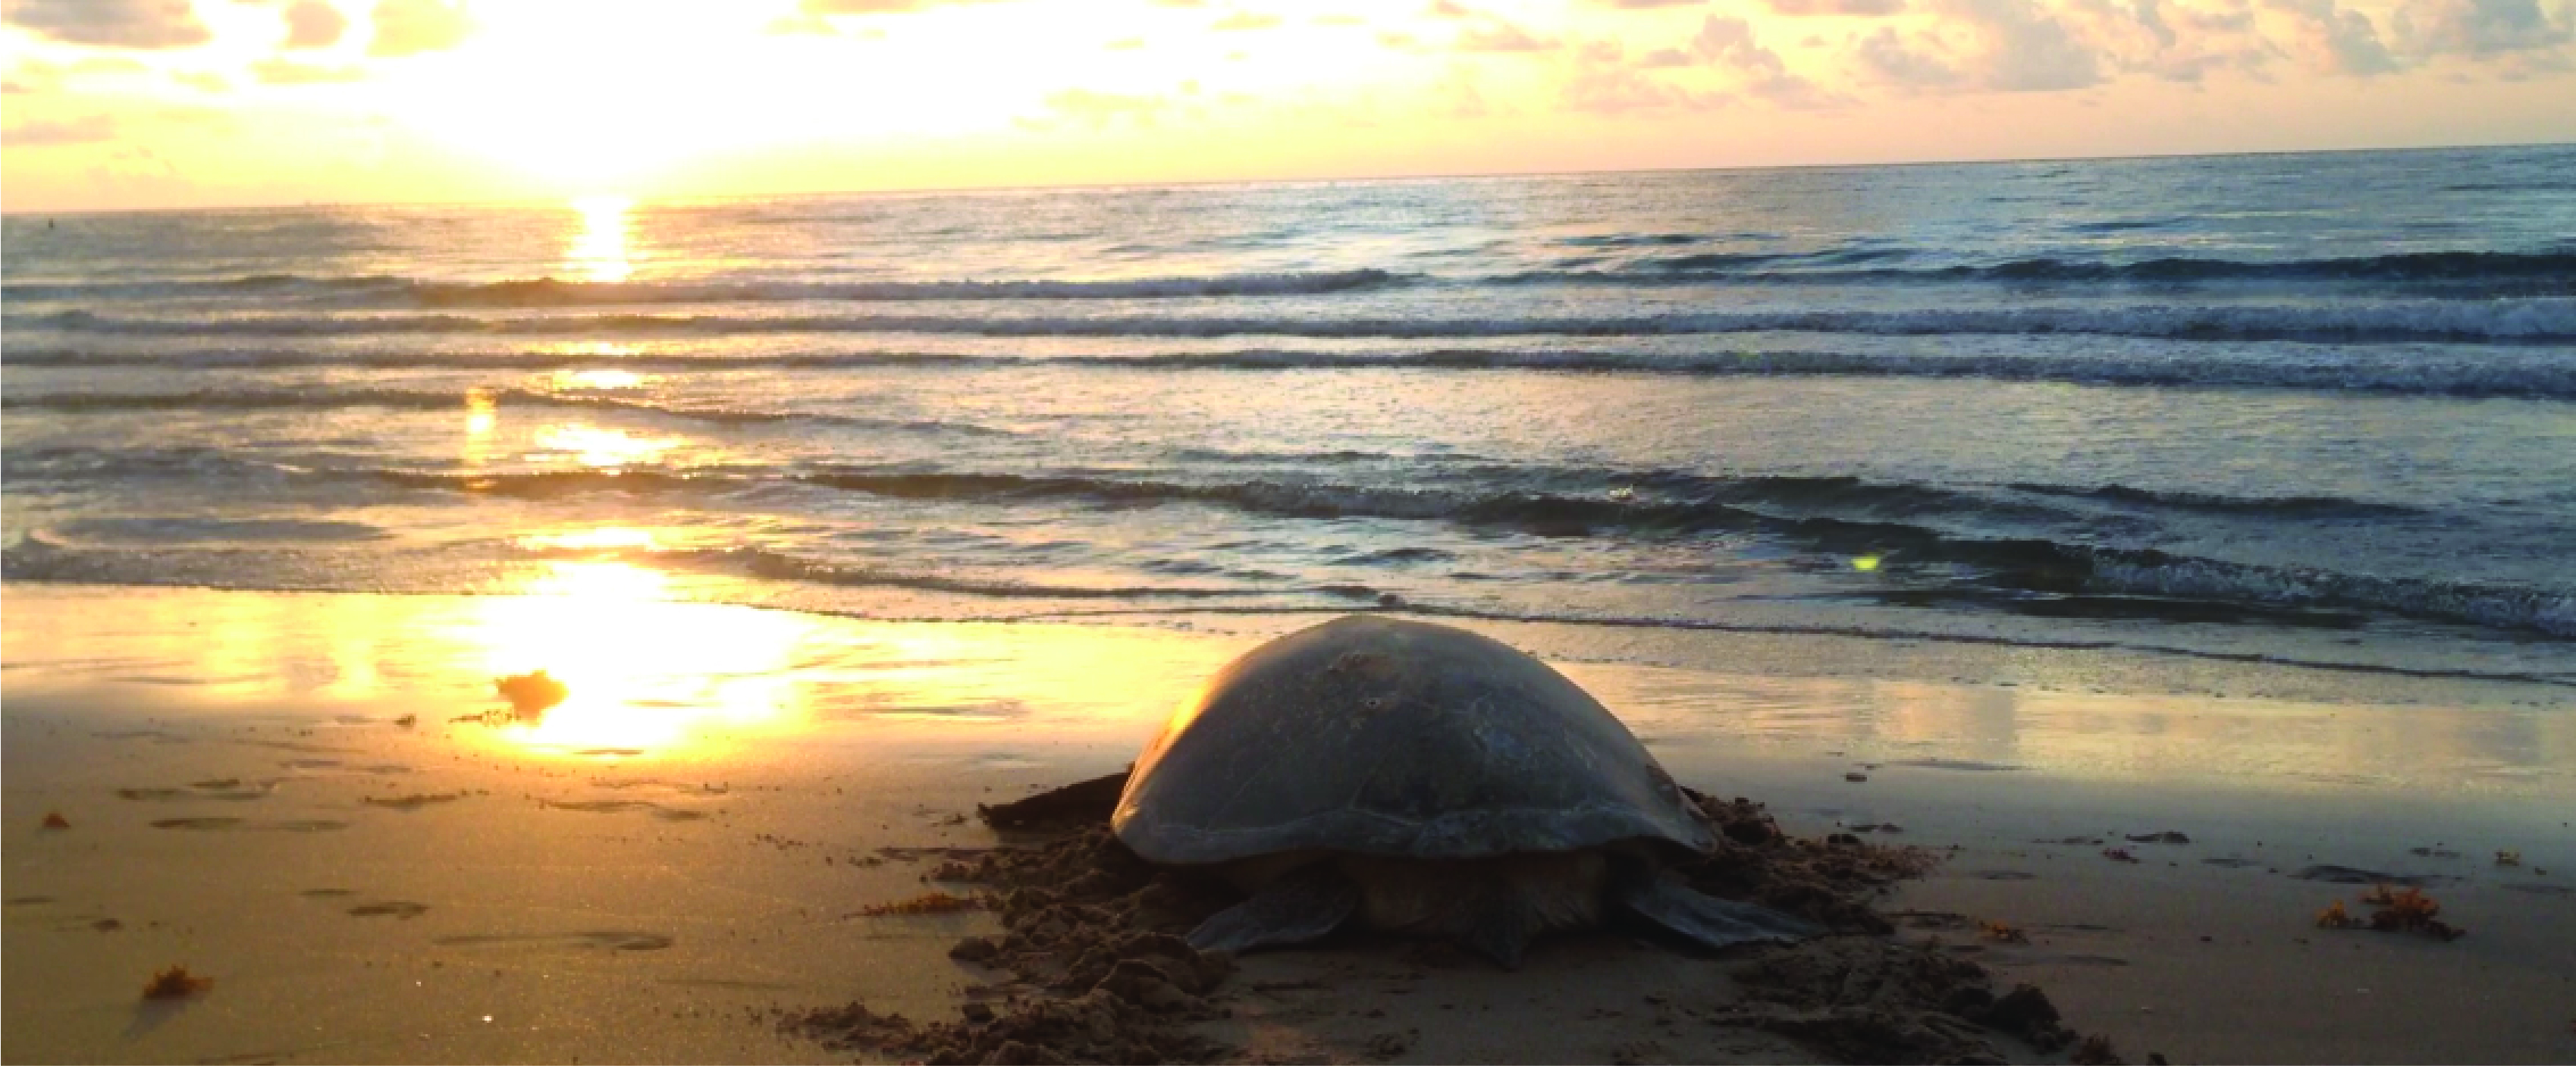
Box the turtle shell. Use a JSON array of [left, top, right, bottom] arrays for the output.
[[1112, 615, 1715, 865]]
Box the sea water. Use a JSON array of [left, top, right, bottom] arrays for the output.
[[5, 144, 2573, 683]]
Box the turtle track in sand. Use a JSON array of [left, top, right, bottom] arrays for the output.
[[780, 775, 2107, 1064]]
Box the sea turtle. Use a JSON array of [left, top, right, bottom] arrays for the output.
[[1110, 615, 1820, 967]]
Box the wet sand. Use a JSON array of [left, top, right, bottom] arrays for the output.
[[5, 582, 2574, 1063]]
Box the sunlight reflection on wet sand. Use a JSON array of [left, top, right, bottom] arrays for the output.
[[2, 583, 2568, 801]]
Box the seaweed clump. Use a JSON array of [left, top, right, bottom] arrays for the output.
[[142, 964, 211, 1000], [1677, 791, 1943, 934]]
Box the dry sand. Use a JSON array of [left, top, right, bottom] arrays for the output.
[[5, 583, 2574, 1063]]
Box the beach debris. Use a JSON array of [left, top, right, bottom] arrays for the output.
[[1848, 823, 1904, 834], [394, 714, 418, 729], [141, 964, 212, 1000], [856, 892, 987, 917], [1979, 920, 2030, 944], [2358, 886, 2465, 940], [2124, 832, 2192, 845], [2102, 848, 2141, 864], [2408, 846, 2460, 859], [1844, 772, 1869, 782], [2314, 901, 2359, 929], [40, 811, 70, 829], [2496, 849, 2523, 867], [494, 669, 569, 715], [2071, 1033, 2127, 1064]]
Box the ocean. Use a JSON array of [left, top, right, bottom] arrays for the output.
[[5, 143, 2573, 684]]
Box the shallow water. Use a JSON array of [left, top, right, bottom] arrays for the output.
[[5, 146, 2574, 682]]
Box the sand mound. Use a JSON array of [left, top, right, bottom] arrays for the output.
[[783, 775, 2087, 1065]]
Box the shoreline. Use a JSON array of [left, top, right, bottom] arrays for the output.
[[6, 582, 2574, 1063]]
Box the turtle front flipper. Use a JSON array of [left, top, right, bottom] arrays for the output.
[[1185, 864, 1360, 955], [1615, 875, 1821, 950]]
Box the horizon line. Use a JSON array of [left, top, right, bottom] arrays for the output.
[[5, 136, 2568, 218]]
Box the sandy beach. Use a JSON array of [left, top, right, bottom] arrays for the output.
[[5, 582, 2572, 1064]]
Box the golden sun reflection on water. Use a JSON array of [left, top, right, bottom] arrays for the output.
[[565, 195, 635, 283], [533, 423, 676, 468], [465, 561, 801, 755]]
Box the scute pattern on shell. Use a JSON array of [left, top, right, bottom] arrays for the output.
[[1112, 616, 1716, 864]]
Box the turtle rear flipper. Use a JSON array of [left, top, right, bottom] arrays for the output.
[[1616, 875, 1820, 950], [1186, 865, 1360, 955]]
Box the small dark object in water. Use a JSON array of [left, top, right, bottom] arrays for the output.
[[494, 669, 569, 715], [142, 964, 211, 999], [41, 811, 69, 829], [1843, 773, 1868, 782], [2103, 848, 2141, 864], [2125, 831, 2191, 845]]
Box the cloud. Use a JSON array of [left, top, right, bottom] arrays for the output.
[[1687, 14, 1846, 103], [1213, 11, 1279, 29], [2263, 0, 2401, 72], [1584, 0, 1708, 8], [2, 0, 212, 48], [172, 70, 230, 91], [764, 13, 839, 33], [1312, 14, 1364, 25], [1562, 65, 1728, 111], [1849, 24, 1968, 85], [1865, 0, 2102, 90], [1768, 0, 1907, 14], [1457, 16, 1559, 50], [4, 113, 118, 145], [1105, 35, 1144, 48], [281, 0, 347, 47], [254, 55, 366, 82], [2396, 0, 2572, 57], [369, 0, 469, 55], [1427, 0, 1472, 16], [1043, 87, 1167, 128], [802, 0, 1006, 11]]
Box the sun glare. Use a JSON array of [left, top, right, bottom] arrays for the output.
[[566, 195, 636, 282], [464, 562, 801, 754]]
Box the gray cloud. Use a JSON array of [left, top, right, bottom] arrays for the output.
[[1690, 14, 1845, 103], [2, 0, 212, 48], [5, 113, 118, 145], [281, 0, 346, 47], [368, 0, 469, 55], [2396, 0, 2572, 57], [2264, 0, 2401, 72]]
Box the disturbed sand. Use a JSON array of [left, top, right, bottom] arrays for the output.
[[5, 584, 2574, 1063]]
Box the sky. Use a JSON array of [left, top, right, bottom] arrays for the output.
[[2, 0, 2571, 211]]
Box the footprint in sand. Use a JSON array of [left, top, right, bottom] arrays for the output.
[[152, 817, 347, 832], [347, 901, 430, 920], [540, 800, 708, 822], [118, 780, 278, 803], [434, 930, 673, 952], [361, 792, 466, 811]]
